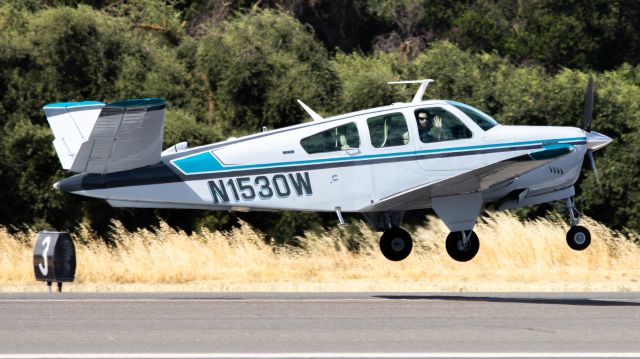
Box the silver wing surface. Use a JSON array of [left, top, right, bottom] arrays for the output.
[[362, 145, 575, 212]]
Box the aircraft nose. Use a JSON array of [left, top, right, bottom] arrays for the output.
[[585, 131, 612, 151]]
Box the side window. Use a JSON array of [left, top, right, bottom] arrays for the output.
[[414, 107, 472, 144], [300, 122, 360, 154], [367, 112, 410, 148]]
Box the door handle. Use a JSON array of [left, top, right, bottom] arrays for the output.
[[345, 148, 361, 156]]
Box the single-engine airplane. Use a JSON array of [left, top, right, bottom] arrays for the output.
[[44, 78, 611, 262]]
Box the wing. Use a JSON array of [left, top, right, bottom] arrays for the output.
[[70, 99, 166, 174], [361, 144, 575, 212]]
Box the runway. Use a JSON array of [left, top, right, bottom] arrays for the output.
[[1, 292, 639, 358]]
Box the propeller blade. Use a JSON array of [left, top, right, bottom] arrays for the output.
[[583, 75, 594, 132], [587, 149, 602, 192]]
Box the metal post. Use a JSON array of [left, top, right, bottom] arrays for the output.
[[335, 207, 346, 226], [566, 197, 580, 226], [461, 231, 470, 247]]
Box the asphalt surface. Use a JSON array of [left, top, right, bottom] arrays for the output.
[[0, 292, 639, 358]]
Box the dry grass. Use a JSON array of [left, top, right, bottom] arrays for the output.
[[2, 212, 640, 292]]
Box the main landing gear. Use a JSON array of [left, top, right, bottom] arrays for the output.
[[565, 197, 591, 251], [445, 231, 480, 262], [363, 211, 414, 261], [367, 210, 482, 262], [379, 227, 413, 261], [378, 228, 482, 262]]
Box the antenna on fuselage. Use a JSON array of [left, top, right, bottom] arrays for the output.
[[387, 79, 434, 103], [296, 99, 324, 122]]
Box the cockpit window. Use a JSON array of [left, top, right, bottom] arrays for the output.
[[415, 107, 472, 143], [447, 101, 499, 131]]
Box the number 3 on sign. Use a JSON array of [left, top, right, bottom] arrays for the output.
[[39, 235, 51, 276]]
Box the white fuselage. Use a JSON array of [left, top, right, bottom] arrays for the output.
[[67, 100, 588, 213]]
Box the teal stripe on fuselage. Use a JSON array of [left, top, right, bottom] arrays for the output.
[[172, 137, 586, 175], [529, 143, 576, 160], [173, 152, 224, 173]]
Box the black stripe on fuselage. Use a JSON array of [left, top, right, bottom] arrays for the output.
[[58, 140, 585, 191], [57, 163, 181, 192]]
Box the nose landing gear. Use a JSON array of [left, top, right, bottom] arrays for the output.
[[565, 197, 591, 251]]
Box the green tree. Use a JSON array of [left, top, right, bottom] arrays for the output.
[[332, 52, 407, 112], [3, 1, 640, 243], [164, 109, 222, 147], [0, 3, 194, 231], [197, 9, 339, 135]]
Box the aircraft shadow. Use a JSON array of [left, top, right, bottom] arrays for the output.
[[375, 295, 640, 307]]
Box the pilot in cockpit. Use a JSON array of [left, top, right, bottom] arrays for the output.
[[417, 111, 449, 142], [417, 111, 434, 142]]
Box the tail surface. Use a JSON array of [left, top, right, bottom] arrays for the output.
[[44, 98, 166, 174]]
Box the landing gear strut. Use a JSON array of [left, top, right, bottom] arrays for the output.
[[445, 231, 480, 262], [565, 197, 591, 251], [379, 227, 413, 261]]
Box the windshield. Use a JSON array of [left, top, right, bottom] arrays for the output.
[[447, 101, 499, 131]]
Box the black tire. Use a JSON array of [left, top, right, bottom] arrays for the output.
[[379, 227, 413, 261], [445, 231, 480, 262], [566, 226, 591, 251]]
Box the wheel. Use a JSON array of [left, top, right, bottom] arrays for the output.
[[379, 227, 413, 261], [566, 226, 591, 251], [445, 231, 480, 262]]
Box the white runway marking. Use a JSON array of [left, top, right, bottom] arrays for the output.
[[0, 297, 637, 304], [2, 353, 640, 359]]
